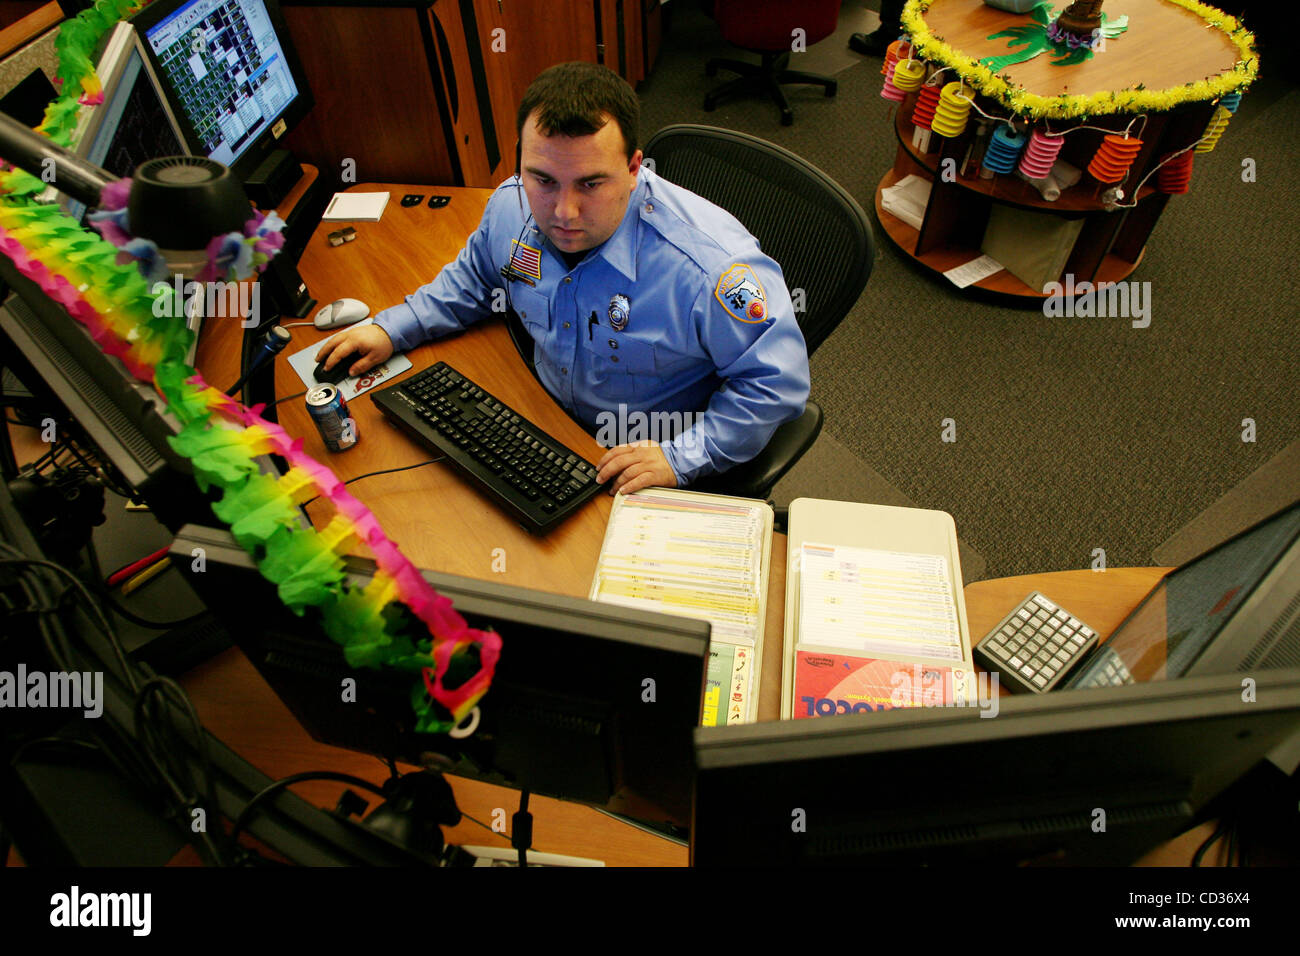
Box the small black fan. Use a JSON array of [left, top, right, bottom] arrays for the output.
[[128, 156, 249, 250]]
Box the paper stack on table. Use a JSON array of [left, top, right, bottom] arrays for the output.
[[322, 191, 390, 221], [590, 488, 773, 725]]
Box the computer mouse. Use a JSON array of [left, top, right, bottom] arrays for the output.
[[314, 298, 370, 330], [313, 356, 353, 385]]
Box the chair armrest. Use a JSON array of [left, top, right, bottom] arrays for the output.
[[688, 401, 822, 500]]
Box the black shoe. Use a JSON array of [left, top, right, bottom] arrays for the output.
[[849, 29, 893, 57]]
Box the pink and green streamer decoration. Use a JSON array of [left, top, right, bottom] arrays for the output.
[[0, 0, 501, 732]]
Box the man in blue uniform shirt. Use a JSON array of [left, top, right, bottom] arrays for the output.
[[317, 62, 809, 496]]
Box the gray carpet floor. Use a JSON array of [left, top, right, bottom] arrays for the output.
[[639, 1, 1300, 581]]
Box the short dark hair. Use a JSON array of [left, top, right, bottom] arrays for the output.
[[516, 62, 639, 160]]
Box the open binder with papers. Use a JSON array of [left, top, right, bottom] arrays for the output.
[[589, 488, 773, 725], [782, 498, 977, 719]]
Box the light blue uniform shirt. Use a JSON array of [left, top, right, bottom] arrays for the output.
[[373, 165, 810, 485]]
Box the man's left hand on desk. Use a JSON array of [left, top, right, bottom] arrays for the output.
[[597, 441, 677, 496]]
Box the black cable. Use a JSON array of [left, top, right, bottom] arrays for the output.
[[0, 405, 18, 481], [22, 442, 59, 474], [53, 439, 97, 478], [25, 433, 136, 501], [1192, 819, 1231, 866], [270, 388, 308, 408], [458, 812, 499, 836], [7, 558, 77, 677], [0, 548, 139, 694], [225, 350, 278, 398], [131, 685, 225, 866], [131, 676, 228, 866], [1, 547, 228, 865], [300, 457, 445, 508], [229, 771, 389, 850], [9, 735, 102, 766], [514, 788, 532, 868], [3, 560, 178, 817], [61, 439, 136, 501]]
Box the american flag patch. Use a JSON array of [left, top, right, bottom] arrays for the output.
[[509, 239, 542, 280]]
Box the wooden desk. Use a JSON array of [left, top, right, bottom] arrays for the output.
[[182, 187, 1206, 866], [187, 183, 788, 865]]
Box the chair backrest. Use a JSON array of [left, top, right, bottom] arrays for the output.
[[713, 0, 839, 50], [643, 124, 873, 357]]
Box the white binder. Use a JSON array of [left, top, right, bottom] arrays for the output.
[[781, 497, 976, 718]]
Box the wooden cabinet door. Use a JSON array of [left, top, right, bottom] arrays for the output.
[[281, 4, 457, 189], [428, 0, 604, 188], [428, 0, 515, 186]]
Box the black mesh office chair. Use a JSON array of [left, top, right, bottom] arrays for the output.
[[504, 125, 874, 500], [644, 124, 874, 499]]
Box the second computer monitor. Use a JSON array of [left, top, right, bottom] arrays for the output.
[[52, 22, 189, 223], [130, 0, 313, 187]]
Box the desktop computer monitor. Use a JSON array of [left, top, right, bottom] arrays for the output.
[[49, 22, 190, 224], [1065, 499, 1300, 686], [171, 524, 711, 829], [692, 670, 1300, 866], [692, 500, 1300, 866], [0, 250, 252, 533], [129, 0, 313, 202]]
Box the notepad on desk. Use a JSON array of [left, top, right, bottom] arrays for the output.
[[589, 488, 773, 726], [322, 191, 390, 221]]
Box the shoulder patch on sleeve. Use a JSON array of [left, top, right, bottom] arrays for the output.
[[714, 264, 769, 323]]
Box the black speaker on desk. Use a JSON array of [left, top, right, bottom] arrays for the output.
[[258, 167, 328, 320], [245, 149, 304, 209], [260, 256, 316, 319]]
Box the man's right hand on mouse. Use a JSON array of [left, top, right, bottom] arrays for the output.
[[314, 324, 395, 378]]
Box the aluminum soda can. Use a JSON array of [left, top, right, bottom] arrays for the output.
[[306, 384, 357, 451]]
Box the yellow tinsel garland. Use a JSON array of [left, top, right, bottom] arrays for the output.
[[900, 0, 1258, 120]]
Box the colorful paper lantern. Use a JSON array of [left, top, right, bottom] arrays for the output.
[[1194, 105, 1231, 153], [912, 83, 942, 130], [882, 39, 911, 77], [1155, 150, 1194, 194], [892, 58, 926, 93], [880, 60, 906, 102], [981, 124, 1028, 175], [931, 82, 973, 138], [1018, 128, 1065, 179], [1087, 133, 1143, 183]]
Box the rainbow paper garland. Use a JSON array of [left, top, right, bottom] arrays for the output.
[[0, 0, 501, 733]]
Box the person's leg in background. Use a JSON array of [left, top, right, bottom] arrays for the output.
[[849, 0, 905, 56]]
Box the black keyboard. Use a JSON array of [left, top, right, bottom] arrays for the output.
[[370, 361, 605, 533]]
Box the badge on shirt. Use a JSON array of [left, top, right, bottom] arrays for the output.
[[714, 264, 768, 323], [509, 239, 543, 281], [608, 294, 630, 331]]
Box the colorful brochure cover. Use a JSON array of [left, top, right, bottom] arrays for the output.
[[792, 649, 969, 719]]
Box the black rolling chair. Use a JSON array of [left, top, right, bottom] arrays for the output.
[[644, 124, 874, 501]]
